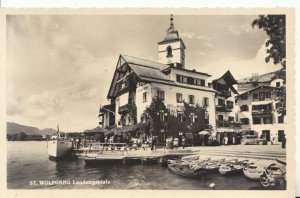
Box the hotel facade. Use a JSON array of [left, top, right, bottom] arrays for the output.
[[98, 16, 286, 144]]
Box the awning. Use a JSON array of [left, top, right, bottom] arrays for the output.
[[105, 122, 145, 136]]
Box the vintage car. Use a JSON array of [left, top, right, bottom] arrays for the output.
[[240, 135, 267, 145]]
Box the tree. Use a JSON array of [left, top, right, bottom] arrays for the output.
[[252, 15, 286, 117], [252, 15, 286, 68]]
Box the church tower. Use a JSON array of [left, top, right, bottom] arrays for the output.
[[158, 15, 186, 69]]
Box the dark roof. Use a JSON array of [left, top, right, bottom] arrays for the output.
[[238, 85, 275, 97], [237, 70, 284, 84], [84, 126, 108, 134], [99, 104, 115, 113], [163, 66, 211, 77], [213, 70, 237, 85], [128, 63, 174, 83], [121, 54, 169, 70]]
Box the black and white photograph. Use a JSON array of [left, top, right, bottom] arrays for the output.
[[2, 8, 295, 197]]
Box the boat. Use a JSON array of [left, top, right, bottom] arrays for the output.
[[167, 162, 206, 178], [47, 132, 73, 158], [219, 159, 249, 175], [260, 163, 286, 187], [191, 158, 225, 173], [243, 162, 264, 180]]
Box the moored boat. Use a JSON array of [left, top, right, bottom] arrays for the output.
[[260, 163, 286, 188], [47, 132, 73, 158], [167, 163, 206, 178], [219, 159, 249, 175], [243, 162, 264, 180]]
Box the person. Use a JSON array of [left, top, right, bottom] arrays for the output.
[[104, 136, 108, 143], [224, 136, 228, 146], [282, 134, 286, 148], [182, 137, 186, 149]]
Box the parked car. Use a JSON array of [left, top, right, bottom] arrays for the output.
[[241, 135, 267, 145]]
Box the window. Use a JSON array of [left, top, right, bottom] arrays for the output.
[[176, 93, 183, 103], [143, 92, 147, 103], [263, 117, 272, 124], [218, 115, 223, 121], [266, 92, 271, 98], [259, 92, 265, 101], [241, 94, 248, 100], [177, 112, 184, 122], [167, 46, 173, 57], [240, 105, 248, 112], [218, 99, 225, 106], [253, 93, 258, 100], [189, 95, 195, 104], [228, 116, 234, 122], [183, 76, 187, 83], [278, 130, 285, 142], [159, 110, 165, 122], [158, 90, 165, 101], [227, 101, 234, 109], [203, 97, 209, 106], [240, 118, 249, 125], [200, 79, 205, 86], [276, 82, 281, 87], [205, 111, 209, 124], [278, 116, 284, 123], [253, 117, 261, 124]]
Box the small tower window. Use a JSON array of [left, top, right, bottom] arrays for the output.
[[166, 46, 173, 57]]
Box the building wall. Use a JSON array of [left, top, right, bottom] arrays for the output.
[[135, 82, 216, 130], [270, 78, 284, 88], [158, 41, 183, 65], [236, 86, 286, 142], [169, 69, 210, 86]]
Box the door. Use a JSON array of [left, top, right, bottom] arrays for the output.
[[278, 130, 285, 142], [262, 130, 271, 141]]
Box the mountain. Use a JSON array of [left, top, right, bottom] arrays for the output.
[[6, 122, 57, 135]]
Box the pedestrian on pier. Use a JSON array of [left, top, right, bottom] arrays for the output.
[[182, 137, 186, 149]]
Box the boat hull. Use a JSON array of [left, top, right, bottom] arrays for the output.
[[47, 140, 73, 158]]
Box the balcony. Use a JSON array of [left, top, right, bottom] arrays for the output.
[[118, 104, 132, 114], [216, 120, 241, 128], [215, 104, 233, 112], [252, 109, 273, 115], [218, 90, 231, 98]]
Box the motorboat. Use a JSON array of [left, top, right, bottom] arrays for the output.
[[243, 162, 264, 180], [219, 159, 249, 175], [260, 163, 286, 187], [167, 162, 206, 178], [47, 132, 73, 158]]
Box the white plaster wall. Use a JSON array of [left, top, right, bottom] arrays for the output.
[[270, 78, 284, 87], [169, 69, 210, 86], [158, 41, 183, 65], [236, 87, 286, 139], [136, 83, 152, 123], [135, 82, 216, 130]]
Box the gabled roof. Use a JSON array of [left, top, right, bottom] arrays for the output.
[[213, 70, 237, 85], [107, 54, 216, 99], [238, 85, 275, 97], [237, 70, 284, 84], [128, 63, 173, 83], [121, 54, 170, 71], [212, 70, 238, 94]]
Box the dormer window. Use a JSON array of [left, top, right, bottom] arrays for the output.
[[166, 46, 173, 57]]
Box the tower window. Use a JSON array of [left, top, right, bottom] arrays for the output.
[[166, 46, 173, 57]]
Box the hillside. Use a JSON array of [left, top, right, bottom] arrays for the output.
[[7, 122, 57, 135]]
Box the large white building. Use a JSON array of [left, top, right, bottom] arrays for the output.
[[236, 70, 286, 143], [99, 16, 217, 140]]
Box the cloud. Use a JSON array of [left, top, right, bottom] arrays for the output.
[[229, 24, 253, 36]]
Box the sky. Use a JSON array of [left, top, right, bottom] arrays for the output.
[[6, 15, 282, 132]]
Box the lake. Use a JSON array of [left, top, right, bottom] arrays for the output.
[[7, 141, 264, 190]]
